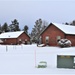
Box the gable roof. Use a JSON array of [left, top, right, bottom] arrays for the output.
[[52, 23, 75, 35], [40, 23, 75, 35], [0, 31, 30, 39]]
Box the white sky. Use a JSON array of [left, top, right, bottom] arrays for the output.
[[0, 0, 75, 33]]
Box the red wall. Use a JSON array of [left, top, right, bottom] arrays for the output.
[[66, 35, 75, 46], [3, 38, 17, 45], [17, 32, 30, 44], [41, 24, 65, 46]]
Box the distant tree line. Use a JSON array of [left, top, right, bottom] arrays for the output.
[[0, 18, 48, 43], [0, 19, 29, 34], [65, 20, 75, 25], [3, 18, 75, 43]]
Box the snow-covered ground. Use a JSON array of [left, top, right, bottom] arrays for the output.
[[0, 44, 75, 74]]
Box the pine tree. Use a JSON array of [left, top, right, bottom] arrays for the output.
[[65, 22, 69, 25], [9, 19, 20, 31], [23, 25, 29, 33], [70, 20, 75, 25], [31, 18, 48, 42], [2, 22, 9, 32]]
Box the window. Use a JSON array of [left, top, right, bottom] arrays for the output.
[[46, 36, 49, 40], [25, 39, 27, 41], [45, 36, 49, 44], [57, 36, 61, 41], [19, 39, 21, 41]]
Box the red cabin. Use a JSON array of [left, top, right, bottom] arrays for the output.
[[0, 31, 30, 45], [40, 23, 75, 46]]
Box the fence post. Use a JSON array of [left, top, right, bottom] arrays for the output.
[[6, 45, 8, 52], [35, 49, 36, 67]]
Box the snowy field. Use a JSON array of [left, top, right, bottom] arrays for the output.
[[0, 44, 75, 75]]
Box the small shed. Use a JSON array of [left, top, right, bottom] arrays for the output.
[[57, 55, 75, 69]]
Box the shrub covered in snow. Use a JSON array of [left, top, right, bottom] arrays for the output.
[[38, 61, 47, 68], [57, 39, 71, 48]]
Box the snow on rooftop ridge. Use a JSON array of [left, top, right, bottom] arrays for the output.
[[52, 22, 75, 35], [0, 31, 24, 38]]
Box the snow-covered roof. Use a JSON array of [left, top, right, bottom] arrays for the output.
[[0, 31, 24, 39], [40, 23, 75, 35], [52, 23, 75, 35]]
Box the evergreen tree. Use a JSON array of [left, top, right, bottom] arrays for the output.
[[70, 20, 75, 25], [65, 20, 75, 26], [23, 25, 29, 33], [2, 22, 9, 32], [65, 22, 69, 25], [9, 19, 20, 31], [31, 18, 48, 42]]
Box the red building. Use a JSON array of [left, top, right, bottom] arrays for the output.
[[40, 23, 75, 46], [0, 31, 30, 45]]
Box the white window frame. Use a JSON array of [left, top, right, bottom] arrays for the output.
[[45, 36, 49, 43]]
